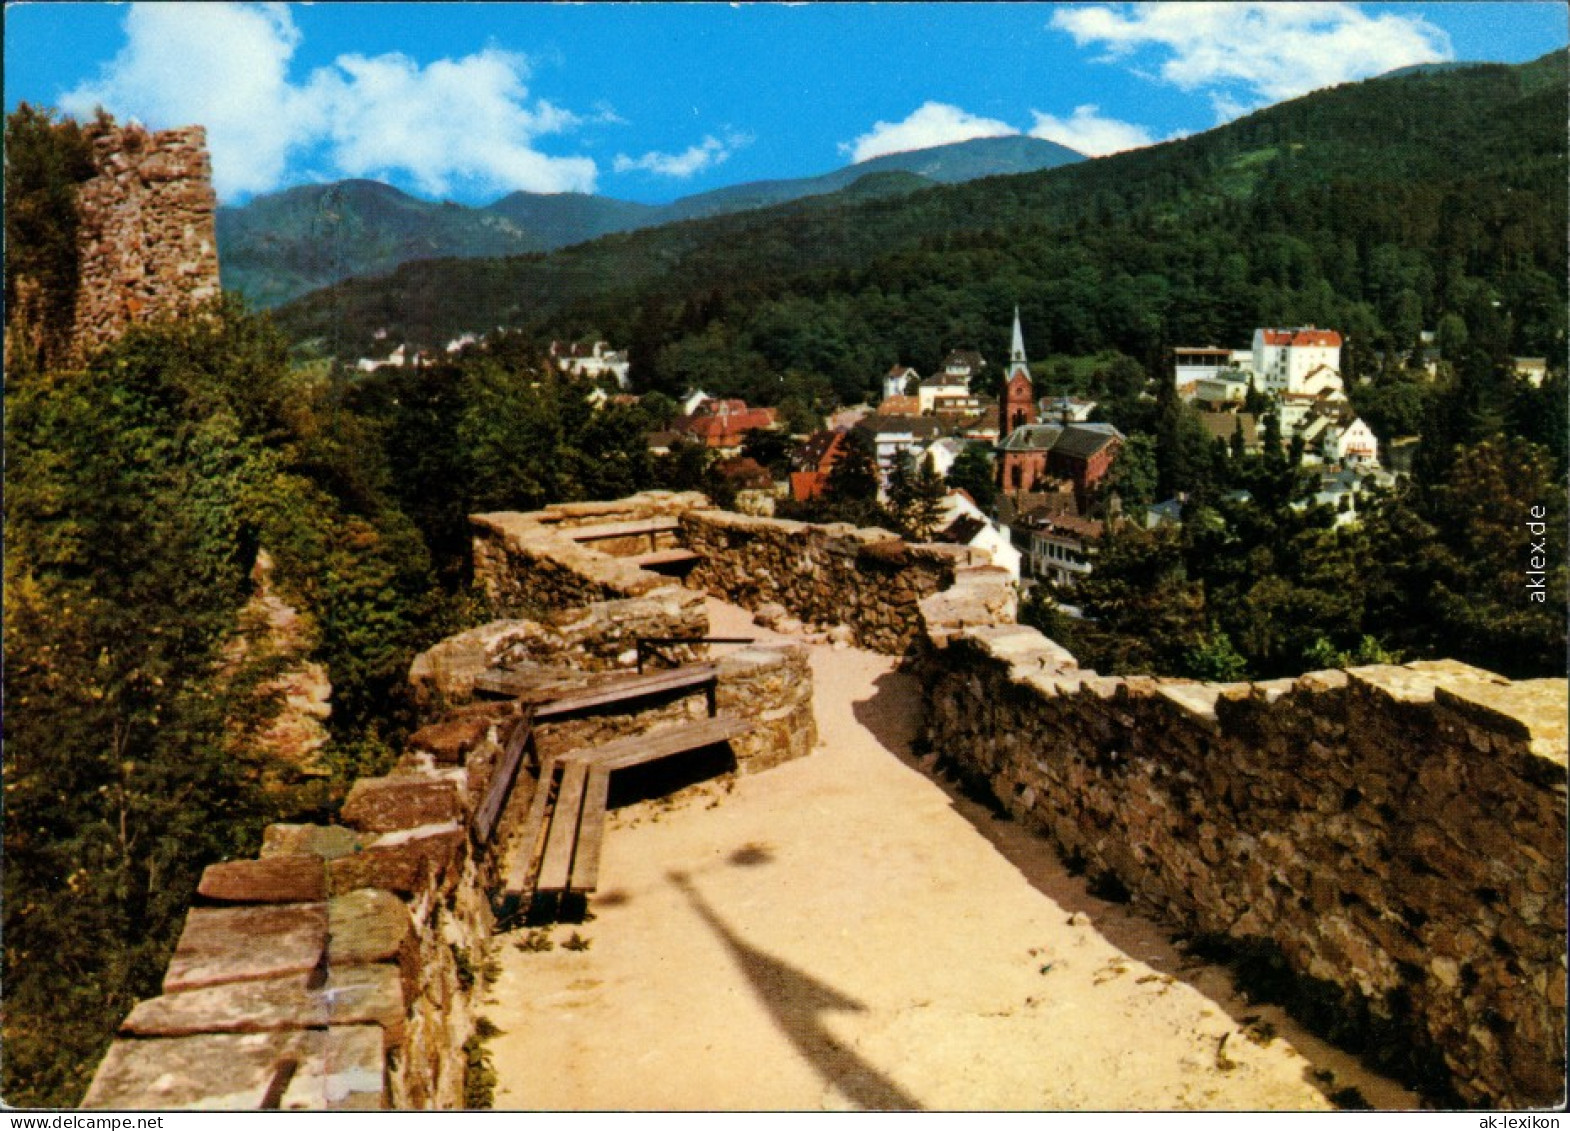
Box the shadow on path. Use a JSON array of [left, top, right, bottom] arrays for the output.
[[667, 869, 923, 1112], [848, 667, 1421, 1110]]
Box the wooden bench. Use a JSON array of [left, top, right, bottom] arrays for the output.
[[630, 547, 702, 570], [531, 662, 721, 720], [470, 708, 534, 845], [476, 662, 721, 718], [564, 518, 681, 545], [501, 714, 755, 910]]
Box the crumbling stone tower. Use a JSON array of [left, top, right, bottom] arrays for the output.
[[66, 120, 221, 362]]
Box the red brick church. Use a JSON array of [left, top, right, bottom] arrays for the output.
[[996, 309, 1123, 501]]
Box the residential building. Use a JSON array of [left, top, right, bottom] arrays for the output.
[[954, 401, 1000, 444], [883, 365, 920, 402], [852, 413, 943, 482], [935, 490, 1022, 580], [646, 430, 684, 456], [680, 389, 713, 415], [1173, 346, 1244, 392], [917, 373, 970, 414], [1016, 510, 1104, 588], [1193, 373, 1251, 408], [1251, 327, 1343, 395], [1320, 414, 1380, 467], [1144, 498, 1185, 530], [672, 399, 778, 452], [916, 436, 970, 480], [930, 390, 986, 416], [355, 343, 407, 372], [711, 456, 774, 492], [825, 406, 871, 432], [876, 394, 923, 417], [1299, 467, 1395, 526], [1039, 395, 1098, 423], [551, 340, 631, 388], [941, 349, 987, 381], [1199, 412, 1261, 454], [789, 429, 847, 502]]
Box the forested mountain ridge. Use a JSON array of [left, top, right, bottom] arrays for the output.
[[217, 178, 543, 308], [274, 51, 1567, 396], [219, 135, 1082, 308]]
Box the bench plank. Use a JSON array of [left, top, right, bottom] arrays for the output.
[[562, 715, 755, 773], [630, 548, 702, 568], [532, 663, 720, 720], [564, 518, 681, 542], [535, 761, 589, 894], [473, 671, 588, 701], [472, 709, 533, 845], [503, 760, 558, 900], [567, 768, 612, 894]]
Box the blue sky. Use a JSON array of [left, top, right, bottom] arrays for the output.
[[6, 2, 1566, 206]]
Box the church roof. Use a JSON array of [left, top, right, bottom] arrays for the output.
[[998, 422, 1122, 459], [999, 423, 1063, 451]]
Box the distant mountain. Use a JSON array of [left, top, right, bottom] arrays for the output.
[[658, 135, 1084, 222], [217, 179, 543, 309], [273, 51, 1567, 379], [219, 136, 1085, 307], [481, 191, 660, 250]]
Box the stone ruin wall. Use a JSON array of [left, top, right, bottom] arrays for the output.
[[83, 492, 1565, 1108], [917, 576, 1567, 1109], [474, 491, 1567, 1106], [83, 711, 519, 1110], [471, 493, 709, 616], [69, 122, 222, 363], [83, 511, 815, 1109], [679, 508, 998, 654]]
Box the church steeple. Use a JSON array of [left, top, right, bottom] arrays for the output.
[[999, 307, 1037, 439]]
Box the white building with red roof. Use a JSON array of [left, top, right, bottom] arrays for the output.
[[1251, 327, 1343, 395]]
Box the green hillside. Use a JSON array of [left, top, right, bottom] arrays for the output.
[[217, 179, 543, 308], [658, 134, 1083, 222], [482, 190, 661, 250], [273, 53, 1567, 397], [220, 135, 1082, 308]]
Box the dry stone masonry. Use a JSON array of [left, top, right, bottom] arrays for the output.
[[70, 122, 221, 362], [83, 493, 1563, 1108], [472, 491, 1565, 1106], [916, 572, 1568, 1109], [84, 493, 816, 1109]]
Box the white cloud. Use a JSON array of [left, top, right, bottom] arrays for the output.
[[1052, 2, 1453, 115], [843, 102, 1018, 164], [613, 130, 751, 179], [60, 2, 598, 201], [61, 3, 316, 199], [307, 49, 594, 197], [1028, 105, 1158, 156]]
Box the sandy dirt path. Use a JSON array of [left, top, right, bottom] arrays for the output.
[[485, 599, 1418, 1111]]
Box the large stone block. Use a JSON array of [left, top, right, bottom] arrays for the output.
[[327, 888, 416, 966], [341, 775, 463, 833], [163, 904, 328, 993], [327, 823, 466, 896], [198, 854, 327, 903], [261, 823, 366, 861], [83, 1027, 384, 1110], [122, 965, 405, 1044]]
